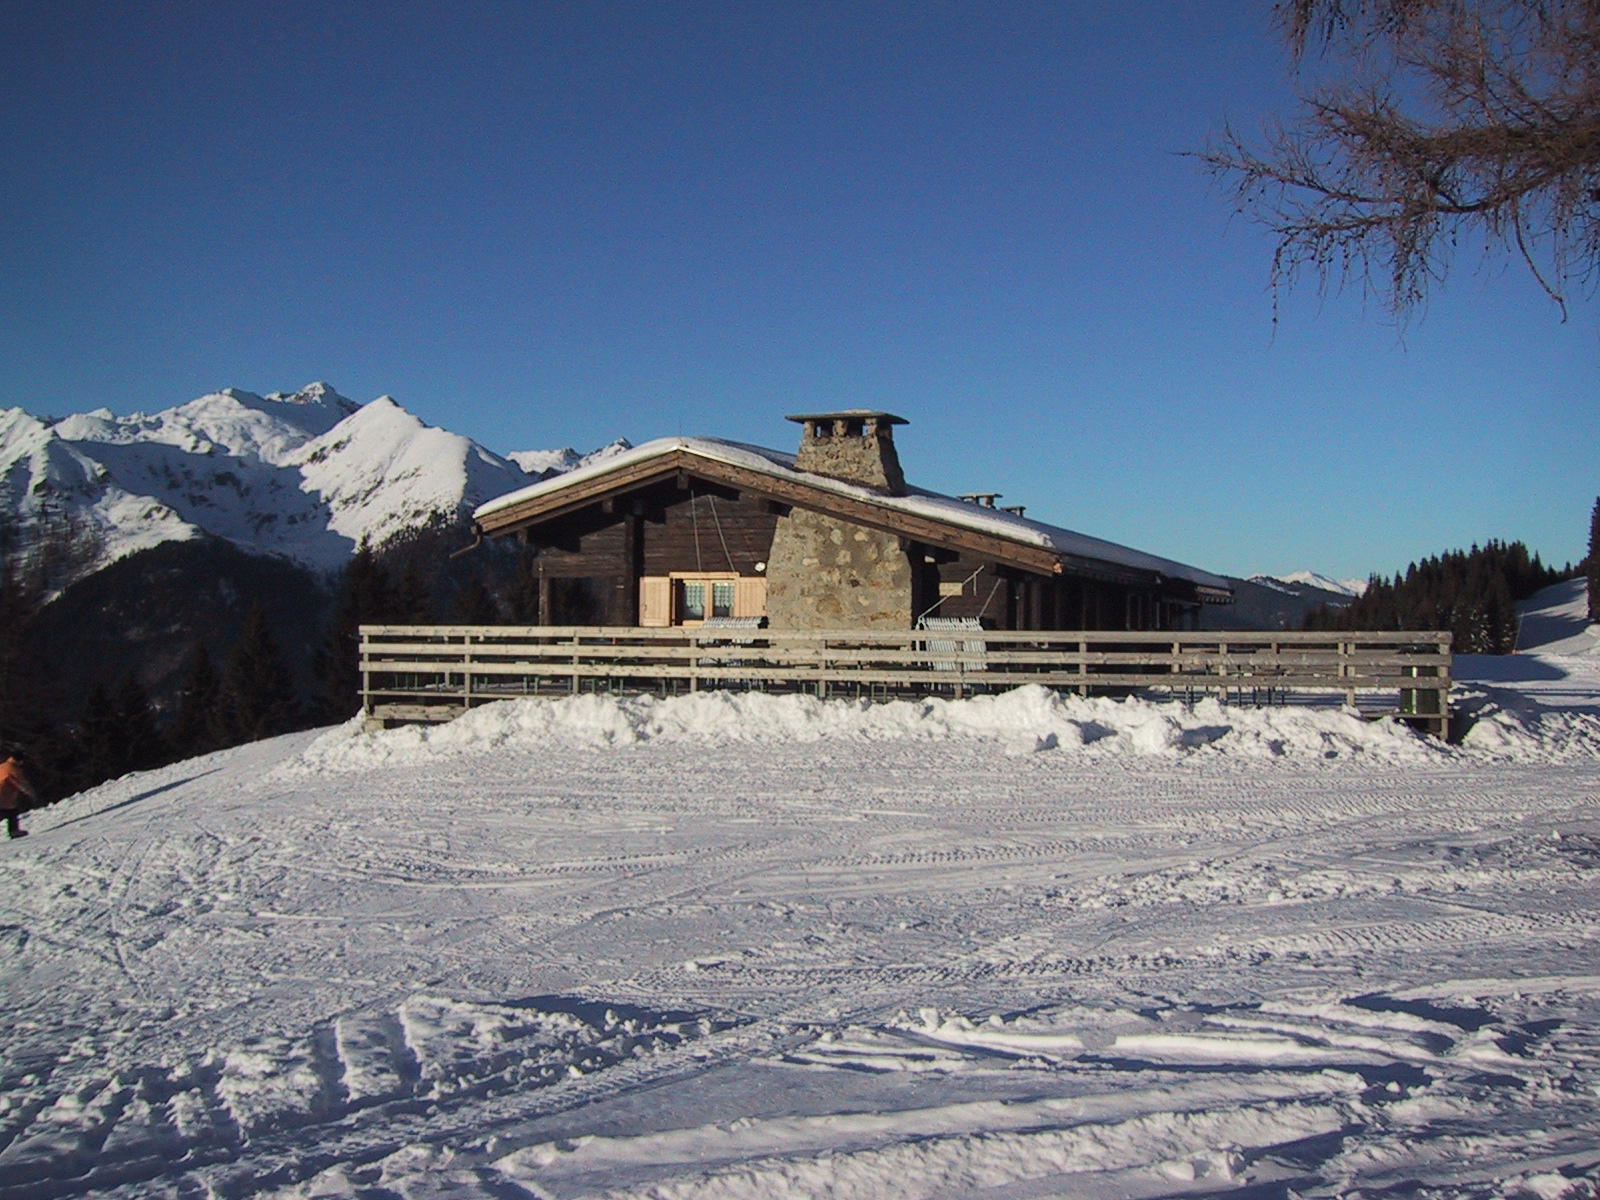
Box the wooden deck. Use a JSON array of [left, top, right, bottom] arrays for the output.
[[359, 625, 1453, 737]]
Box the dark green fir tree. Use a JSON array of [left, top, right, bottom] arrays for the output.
[[222, 604, 300, 743], [170, 644, 225, 758], [111, 673, 165, 773], [313, 542, 392, 724], [450, 574, 502, 625]]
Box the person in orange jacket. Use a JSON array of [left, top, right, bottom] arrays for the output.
[[0, 752, 37, 839]]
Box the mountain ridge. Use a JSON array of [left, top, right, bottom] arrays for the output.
[[0, 383, 628, 586]]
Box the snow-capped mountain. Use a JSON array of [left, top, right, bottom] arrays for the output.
[[507, 439, 632, 479], [0, 383, 619, 583], [1270, 570, 1368, 597]]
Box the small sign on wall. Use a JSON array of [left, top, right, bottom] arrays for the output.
[[938, 580, 965, 597]]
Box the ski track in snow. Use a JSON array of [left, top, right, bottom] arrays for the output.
[[2, 590, 1600, 1197]]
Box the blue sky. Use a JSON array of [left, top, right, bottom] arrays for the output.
[[2, 1, 1593, 581]]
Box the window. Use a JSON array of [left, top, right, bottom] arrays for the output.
[[679, 580, 707, 622], [640, 572, 765, 626]]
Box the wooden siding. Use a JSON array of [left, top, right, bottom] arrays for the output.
[[516, 483, 779, 626]]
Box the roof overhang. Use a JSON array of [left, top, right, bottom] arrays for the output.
[[475, 439, 1233, 601], [477, 447, 1077, 578]]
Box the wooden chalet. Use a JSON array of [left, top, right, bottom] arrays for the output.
[[472, 412, 1233, 632]]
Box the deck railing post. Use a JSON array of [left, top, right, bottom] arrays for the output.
[[360, 627, 372, 716]]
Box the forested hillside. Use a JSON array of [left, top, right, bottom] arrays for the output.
[[1303, 541, 1574, 653]]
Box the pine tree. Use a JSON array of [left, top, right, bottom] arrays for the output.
[[73, 680, 120, 792], [111, 673, 165, 773], [170, 644, 225, 758], [1483, 575, 1518, 655], [313, 543, 392, 724], [450, 574, 501, 625], [1589, 497, 1600, 624], [391, 562, 432, 624], [222, 605, 300, 743], [0, 562, 33, 750], [1305, 539, 1566, 651]]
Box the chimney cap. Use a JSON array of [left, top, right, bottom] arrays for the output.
[[786, 410, 908, 426]]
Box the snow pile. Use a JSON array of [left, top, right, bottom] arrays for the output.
[[1455, 684, 1600, 759], [1452, 582, 1600, 758], [295, 685, 1446, 773]]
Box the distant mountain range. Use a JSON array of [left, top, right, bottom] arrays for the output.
[[1200, 572, 1363, 632], [1261, 571, 1367, 598], [0, 383, 628, 586]]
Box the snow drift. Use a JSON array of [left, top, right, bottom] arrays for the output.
[[295, 685, 1456, 775]]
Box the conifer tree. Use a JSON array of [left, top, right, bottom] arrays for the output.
[[222, 604, 300, 743], [450, 574, 501, 625], [1589, 497, 1600, 623], [73, 680, 120, 792], [1304, 539, 1567, 653], [313, 543, 392, 724], [391, 562, 432, 624], [0, 562, 33, 750], [111, 673, 165, 773], [170, 644, 225, 758]]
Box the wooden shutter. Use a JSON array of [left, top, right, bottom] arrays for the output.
[[639, 577, 671, 627], [733, 576, 767, 618]]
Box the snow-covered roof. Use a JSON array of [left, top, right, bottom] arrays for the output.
[[474, 435, 1231, 596]]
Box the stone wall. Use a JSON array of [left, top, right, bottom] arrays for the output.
[[764, 508, 912, 630]]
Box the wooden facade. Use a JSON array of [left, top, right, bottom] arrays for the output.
[[512, 479, 781, 626]]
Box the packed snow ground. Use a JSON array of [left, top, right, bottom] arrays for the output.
[[3, 585, 1600, 1198]]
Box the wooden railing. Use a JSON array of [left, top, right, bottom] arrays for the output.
[[359, 625, 1453, 736]]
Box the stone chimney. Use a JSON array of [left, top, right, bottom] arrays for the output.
[[786, 411, 908, 496]]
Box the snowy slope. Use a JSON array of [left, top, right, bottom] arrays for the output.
[[289, 396, 533, 557], [1516, 577, 1599, 657], [3, 674, 1600, 1195], [0, 384, 611, 580]]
